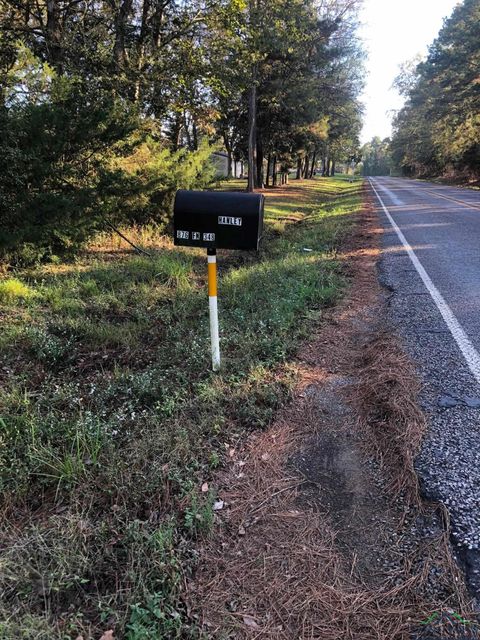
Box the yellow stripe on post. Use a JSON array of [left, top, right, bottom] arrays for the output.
[[208, 261, 217, 297]]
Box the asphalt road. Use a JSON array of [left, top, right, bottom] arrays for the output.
[[370, 177, 480, 602]]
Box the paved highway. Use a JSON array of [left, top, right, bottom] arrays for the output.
[[370, 177, 480, 602]]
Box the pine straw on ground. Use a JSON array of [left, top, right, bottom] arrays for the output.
[[354, 330, 427, 502], [188, 406, 470, 639], [187, 186, 477, 639]]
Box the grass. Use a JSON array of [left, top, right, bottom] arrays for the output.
[[0, 278, 34, 304], [0, 176, 363, 639]]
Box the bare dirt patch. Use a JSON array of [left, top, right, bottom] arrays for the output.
[[188, 186, 479, 639]]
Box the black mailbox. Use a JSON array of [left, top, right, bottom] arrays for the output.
[[173, 190, 264, 251]]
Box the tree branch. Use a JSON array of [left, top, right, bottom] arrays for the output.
[[104, 221, 152, 256]]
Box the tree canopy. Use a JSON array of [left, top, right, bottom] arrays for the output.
[[361, 137, 391, 176], [0, 0, 365, 262], [390, 0, 480, 180]]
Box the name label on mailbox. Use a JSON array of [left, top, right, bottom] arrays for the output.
[[218, 216, 242, 227]]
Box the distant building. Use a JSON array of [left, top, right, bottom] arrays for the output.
[[211, 151, 244, 178]]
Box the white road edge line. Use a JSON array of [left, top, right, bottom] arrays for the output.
[[369, 178, 480, 386]]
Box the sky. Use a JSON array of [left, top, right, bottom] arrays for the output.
[[359, 0, 460, 143]]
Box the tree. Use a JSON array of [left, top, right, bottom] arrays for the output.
[[361, 137, 392, 176], [0, 0, 365, 263], [391, 0, 480, 180]]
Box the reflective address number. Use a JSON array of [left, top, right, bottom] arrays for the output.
[[177, 230, 215, 241]]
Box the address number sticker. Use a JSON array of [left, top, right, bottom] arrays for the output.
[[177, 230, 215, 242], [218, 216, 242, 226]]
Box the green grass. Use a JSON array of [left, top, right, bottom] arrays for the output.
[[0, 278, 34, 304], [0, 176, 363, 638]]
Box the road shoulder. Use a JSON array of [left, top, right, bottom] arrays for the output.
[[188, 186, 477, 639], [374, 177, 480, 604]]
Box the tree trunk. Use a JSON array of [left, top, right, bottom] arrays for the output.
[[112, 0, 133, 70], [46, 0, 63, 70], [272, 155, 277, 186], [266, 155, 271, 187], [304, 155, 310, 179], [192, 121, 198, 151], [139, 0, 150, 44], [152, 2, 164, 48], [296, 156, 302, 180], [134, 0, 151, 101], [321, 156, 326, 176], [247, 70, 257, 192], [171, 115, 182, 151], [310, 151, 317, 178], [183, 113, 192, 149], [224, 134, 233, 179], [227, 153, 233, 179], [331, 159, 336, 176], [256, 136, 264, 188], [325, 156, 330, 177]]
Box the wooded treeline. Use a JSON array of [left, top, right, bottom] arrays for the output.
[[391, 0, 480, 180], [361, 136, 391, 176], [0, 0, 364, 263]]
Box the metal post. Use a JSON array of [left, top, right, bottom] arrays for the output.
[[207, 249, 221, 371]]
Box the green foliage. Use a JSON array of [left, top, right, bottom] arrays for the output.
[[0, 72, 216, 265], [0, 0, 364, 264], [25, 327, 74, 366], [209, 0, 364, 182], [126, 594, 180, 639], [0, 38, 216, 266], [391, 0, 480, 179], [0, 74, 135, 262], [361, 137, 392, 176], [112, 137, 217, 230], [0, 391, 106, 494], [0, 278, 34, 303]]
